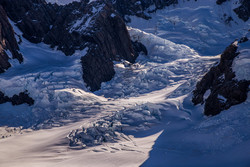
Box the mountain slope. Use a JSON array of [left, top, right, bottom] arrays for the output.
[[0, 5, 22, 72], [0, 0, 142, 91], [0, 0, 249, 167]]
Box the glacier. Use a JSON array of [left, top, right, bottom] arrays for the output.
[[0, 0, 249, 167]]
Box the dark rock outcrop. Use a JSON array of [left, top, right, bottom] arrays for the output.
[[216, 0, 228, 5], [0, 0, 59, 44], [239, 36, 248, 43], [1, 0, 146, 91], [0, 91, 34, 106], [0, 5, 23, 73], [1, 0, 249, 91], [81, 3, 140, 91], [132, 41, 148, 56], [0, 91, 9, 104], [43, 1, 95, 55], [0, 0, 87, 55], [192, 41, 250, 116], [234, 0, 250, 22], [81, 50, 116, 92]]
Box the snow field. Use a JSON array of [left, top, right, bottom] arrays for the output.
[[128, 0, 250, 55], [233, 34, 250, 81], [0, 0, 249, 166]]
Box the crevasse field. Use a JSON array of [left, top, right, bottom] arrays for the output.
[[0, 0, 249, 167]]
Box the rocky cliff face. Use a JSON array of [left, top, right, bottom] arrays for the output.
[[0, 5, 23, 73], [0, 0, 59, 44], [234, 0, 250, 22], [112, 0, 178, 21], [192, 40, 250, 116], [81, 3, 143, 91], [0, 0, 145, 91]]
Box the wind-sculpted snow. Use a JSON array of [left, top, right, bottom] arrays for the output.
[[0, 1, 249, 166], [0, 22, 89, 128], [95, 27, 216, 99], [233, 51, 250, 81], [46, 0, 80, 5], [128, 0, 250, 55], [66, 5, 250, 165], [70, 27, 217, 147], [142, 97, 250, 167], [68, 119, 120, 147], [68, 102, 162, 148]]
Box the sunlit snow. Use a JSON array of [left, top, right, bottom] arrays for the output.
[[0, 0, 249, 167]]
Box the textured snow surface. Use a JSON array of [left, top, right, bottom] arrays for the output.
[[0, 0, 250, 167], [46, 0, 97, 5], [129, 0, 250, 55], [0, 20, 91, 128], [233, 37, 250, 81], [46, 0, 80, 5]]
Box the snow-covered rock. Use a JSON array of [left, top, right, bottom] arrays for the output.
[[0, 5, 23, 72], [193, 39, 250, 116], [0, 0, 249, 167]]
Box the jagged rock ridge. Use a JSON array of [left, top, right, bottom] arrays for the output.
[[0, 5, 23, 73], [192, 40, 250, 116], [81, 3, 146, 91], [0, 0, 147, 91]]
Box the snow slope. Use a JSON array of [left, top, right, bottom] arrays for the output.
[[129, 0, 250, 55], [0, 1, 249, 167], [233, 34, 250, 81], [45, 0, 98, 5], [0, 20, 92, 128], [46, 0, 80, 5]]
